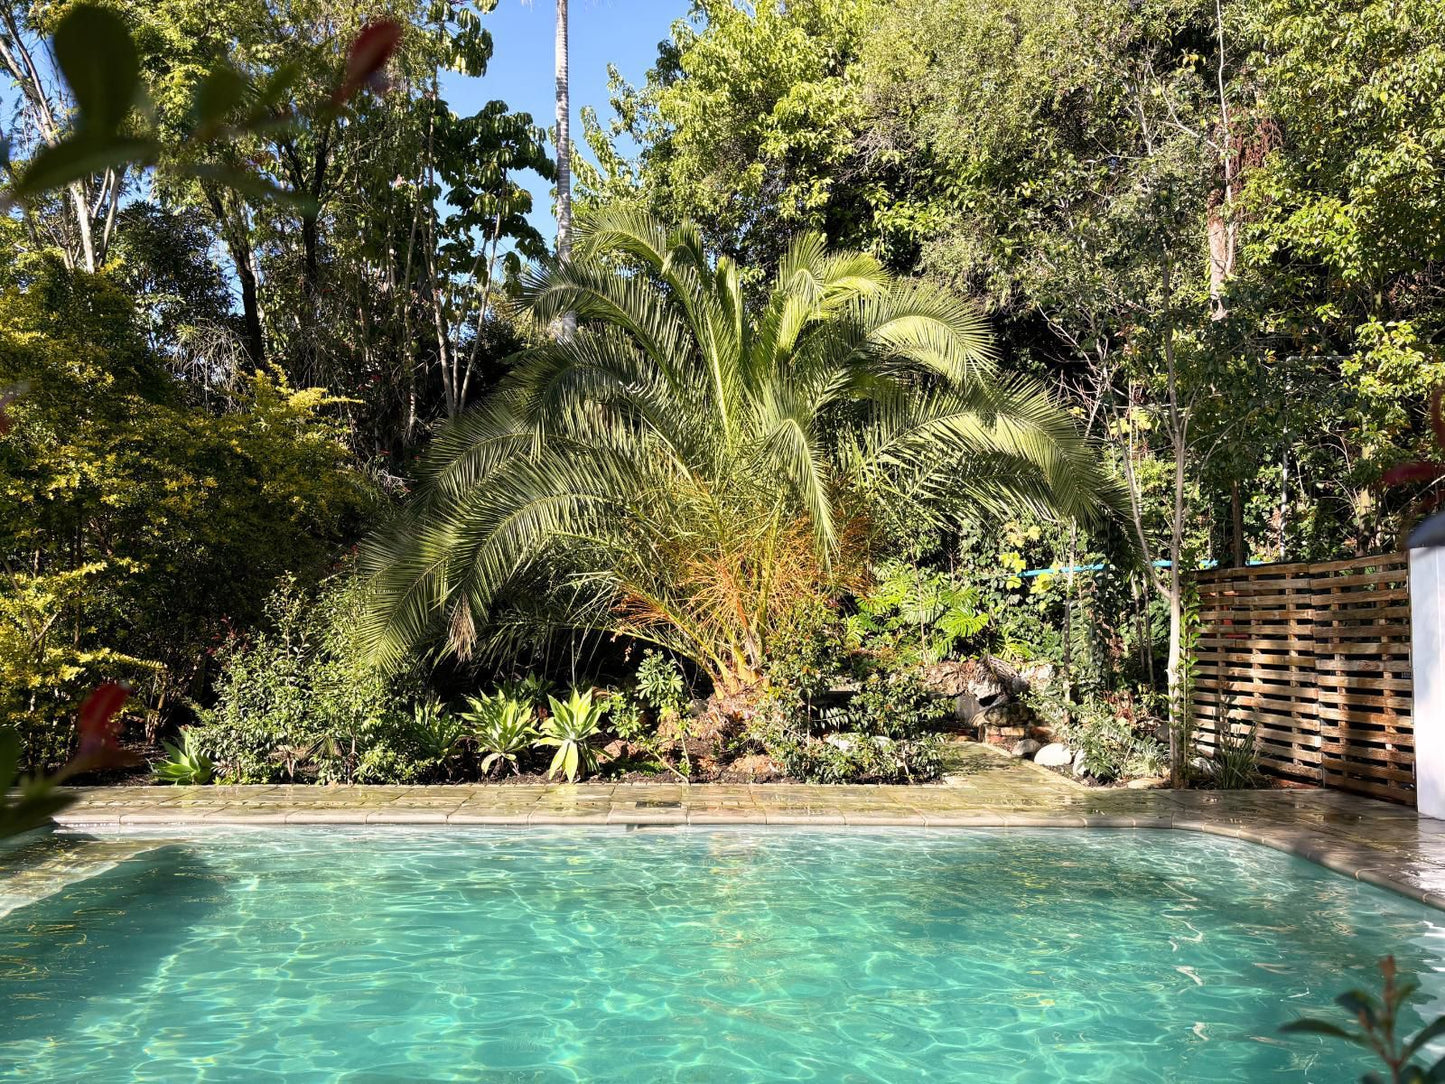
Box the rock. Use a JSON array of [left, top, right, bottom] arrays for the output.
[[1072, 749, 1089, 776], [824, 734, 854, 753], [730, 753, 781, 780], [1125, 776, 1166, 790], [1034, 742, 1073, 768], [1011, 738, 1042, 759], [954, 691, 982, 722], [1017, 661, 1056, 689], [1190, 756, 1217, 778], [922, 658, 1027, 703]]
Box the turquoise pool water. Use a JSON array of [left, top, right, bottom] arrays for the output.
[[2, 828, 1444, 1082]]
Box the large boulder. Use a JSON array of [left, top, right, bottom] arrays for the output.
[[1034, 742, 1073, 768], [923, 658, 1029, 723]]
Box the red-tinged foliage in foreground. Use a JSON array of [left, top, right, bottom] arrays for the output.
[[334, 20, 402, 106], [73, 682, 140, 770]]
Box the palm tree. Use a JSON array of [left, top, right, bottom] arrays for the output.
[[360, 210, 1124, 693]]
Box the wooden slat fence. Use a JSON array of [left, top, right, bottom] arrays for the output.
[[1191, 554, 1414, 804]]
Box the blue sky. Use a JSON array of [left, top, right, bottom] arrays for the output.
[[443, 0, 692, 245]]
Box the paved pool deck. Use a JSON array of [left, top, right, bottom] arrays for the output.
[[45, 744, 1445, 910]]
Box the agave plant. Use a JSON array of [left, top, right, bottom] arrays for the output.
[[463, 691, 537, 777], [153, 728, 214, 785], [408, 698, 469, 775], [535, 688, 606, 783], [361, 209, 1123, 692]]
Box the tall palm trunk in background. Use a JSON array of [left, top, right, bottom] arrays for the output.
[[553, 0, 571, 262], [553, 0, 575, 336]]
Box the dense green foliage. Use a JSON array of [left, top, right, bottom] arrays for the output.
[[598, 0, 1444, 568], [196, 574, 425, 783], [3, 0, 1439, 785], [361, 208, 1121, 689], [0, 259, 374, 766], [581, 0, 1444, 767]]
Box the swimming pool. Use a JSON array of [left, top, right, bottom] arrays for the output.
[[2, 827, 1442, 1081]]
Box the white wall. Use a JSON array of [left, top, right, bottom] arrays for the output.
[[1411, 546, 1445, 819]]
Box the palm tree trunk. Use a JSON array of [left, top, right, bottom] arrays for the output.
[[554, 0, 571, 266]]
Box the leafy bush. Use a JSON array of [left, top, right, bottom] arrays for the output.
[[498, 673, 555, 709], [755, 716, 947, 784], [1056, 705, 1167, 783], [844, 559, 991, 666], [606, 690, 651, 743], [536, 689, 607, 782], [842, 670, 949, 739], [194, 573, 423, 783], [463, 692, 536, 777], [0, 261, 375, 766], [153, 728, 213, 785], [1026, 687, 1166, 782], [764, 600, 849, 705], [746, 685, 948, 784], [636, 650, 686, 720]]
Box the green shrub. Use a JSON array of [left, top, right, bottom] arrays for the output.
[[746, 689, 948, 784], [759, 721, 947, 784], [1057, 702, 1167, 783], [1212, 702, 1263, 789], [408, 698, 469, 779], [605, 689, 651, 743], [194, 573, 423, 783], [844, 558, 991, 667], [498, 673, 556, 709], [636, 650, 686, 719], [842, 670, 949, 739], [0, 262, 375, 767]]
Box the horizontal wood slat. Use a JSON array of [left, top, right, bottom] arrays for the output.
[[1189, 554, 1414, 805]]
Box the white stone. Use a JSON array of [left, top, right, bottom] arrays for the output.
[[1034, 743, 1073, 768]]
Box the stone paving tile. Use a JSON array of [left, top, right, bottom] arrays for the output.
[[42, 744, 1445, 909]]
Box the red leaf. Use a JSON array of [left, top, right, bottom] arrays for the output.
[[1382, 461, 1445, 487], [75, 682, 137, 767], [334, 20, 402, 106]]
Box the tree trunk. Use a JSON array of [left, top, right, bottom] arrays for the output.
[[204, 186, 265, 364], [553, 0, 577, 339], [554, 0, 572, 266], [1166, 571, 1185, 783], [1231, 480, 1245, 567], [236, 258, 265, 365], [1162, 254, 1190, 787]]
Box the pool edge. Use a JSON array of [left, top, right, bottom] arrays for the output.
[[46, 806, 1445, 912]]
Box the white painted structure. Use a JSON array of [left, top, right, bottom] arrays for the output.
[[1411, 546, 1445, 819]]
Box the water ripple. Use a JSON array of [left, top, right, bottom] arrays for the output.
[[1, 828, 1443, 1082]]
